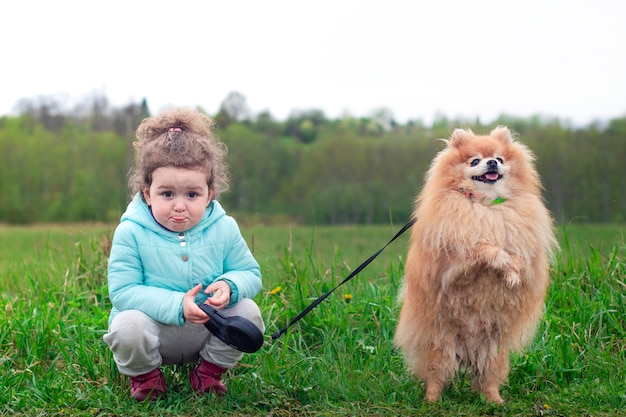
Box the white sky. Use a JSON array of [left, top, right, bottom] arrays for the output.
[[2, 0, 625, 126]]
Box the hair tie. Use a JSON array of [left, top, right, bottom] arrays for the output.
[[169, 127, 183, 132]]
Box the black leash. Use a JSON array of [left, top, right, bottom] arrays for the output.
[[271, 217, 416, 340]]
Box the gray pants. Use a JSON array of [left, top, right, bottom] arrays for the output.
[[103, 298, 264, 377]]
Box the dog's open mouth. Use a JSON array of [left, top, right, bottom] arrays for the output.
[[472, 171, 502, 184]]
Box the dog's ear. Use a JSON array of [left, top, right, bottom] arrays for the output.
[[491, 126, 513, 144], [448, 128, 473, 148]]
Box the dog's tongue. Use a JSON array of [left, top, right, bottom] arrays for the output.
[[486, 172, 499, 181]]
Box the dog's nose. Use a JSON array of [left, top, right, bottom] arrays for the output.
[[487, 159, 498, 169]]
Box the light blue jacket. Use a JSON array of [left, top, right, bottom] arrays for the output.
[[107, 193, 262, 326]]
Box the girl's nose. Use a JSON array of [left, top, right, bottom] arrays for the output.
[[174, 199, 186, 212]]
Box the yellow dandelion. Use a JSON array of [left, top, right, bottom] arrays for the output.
[[270, 286, 282, 295], [543, 404, 550, 410], [344, 293, 353, 303]]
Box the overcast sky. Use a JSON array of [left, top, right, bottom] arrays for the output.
[[2, 0, 625, 126]]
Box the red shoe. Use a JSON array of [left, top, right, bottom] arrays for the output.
[[189, 359, 228, 396], [129, 368, 166, 401]]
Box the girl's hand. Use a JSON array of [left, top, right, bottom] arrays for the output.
[[182, 284, 209, 324], [204, 281, 231, 310]]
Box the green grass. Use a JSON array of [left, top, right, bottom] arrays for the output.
[[0, 222, 624, 416]]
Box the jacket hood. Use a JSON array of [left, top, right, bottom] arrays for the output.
[[120, 193, 226, 237]]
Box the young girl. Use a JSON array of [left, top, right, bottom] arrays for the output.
[[103, 108, 264, 402]]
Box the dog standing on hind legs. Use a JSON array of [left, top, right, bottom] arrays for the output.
[[394, 126, 558, 403]]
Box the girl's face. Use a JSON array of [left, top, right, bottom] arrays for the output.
[[143, 166, 213, 232]]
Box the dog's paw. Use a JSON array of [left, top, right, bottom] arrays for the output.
[[504, 270, 521, 288], [483, 388, 505, 404], [504, 254, 525, 287], [510, 254, 526, 272], [424, 383, 443, 403], [491, 249, 512, 270]]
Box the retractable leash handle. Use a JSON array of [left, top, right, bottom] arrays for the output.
[[199, 304, 264, 353], [271, 217, 416, 340]]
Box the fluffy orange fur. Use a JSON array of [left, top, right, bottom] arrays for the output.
[[394, 126, 558, 403]]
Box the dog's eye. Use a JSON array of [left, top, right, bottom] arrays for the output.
[[496, 157, 504, 163], [470, 159, 480, 167]]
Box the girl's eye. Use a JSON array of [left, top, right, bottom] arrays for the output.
[[187, 192, 198, 198], [496, 157, 504, 163], [162, 191, 174, 198], [470, 159, 480, 167]]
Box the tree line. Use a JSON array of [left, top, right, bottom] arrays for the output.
[[1, 92, 624, 225]]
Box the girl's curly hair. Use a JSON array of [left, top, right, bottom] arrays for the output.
[[128, 108, 229, 200]]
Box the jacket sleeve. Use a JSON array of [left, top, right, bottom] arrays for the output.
[[107, 223, 186, 326], [217, 217, 263, 306]]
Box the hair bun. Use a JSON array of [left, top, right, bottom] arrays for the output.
[[136, 108, 214, 142]]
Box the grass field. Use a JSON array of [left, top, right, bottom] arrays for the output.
[[0, 222, 624, 416]]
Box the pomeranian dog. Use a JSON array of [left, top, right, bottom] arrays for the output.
[[394, 126, 558, 404]]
